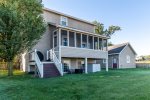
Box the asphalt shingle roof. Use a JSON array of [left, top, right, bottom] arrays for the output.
[[108, 43, 128, 54]]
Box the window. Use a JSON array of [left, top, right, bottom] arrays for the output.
[[126, 55, 130, 63], [60, 16, 68, 26], [94, 37, 98, 50], [63, 63, 69, 72], [82, 34, 87, 48], [63, 60, 70, 73]]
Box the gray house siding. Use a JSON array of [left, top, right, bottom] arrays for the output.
[[119, 45, 136, 68], [31, 26, 56, 61], [43, 10, 95, 33], [61, 46, 108, 59]]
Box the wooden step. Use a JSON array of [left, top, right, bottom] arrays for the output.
[[43, 63, 61, 78]]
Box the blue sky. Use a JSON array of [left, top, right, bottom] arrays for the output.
[[43, 0, 150, 56]]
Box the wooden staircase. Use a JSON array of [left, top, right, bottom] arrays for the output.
[[30, 49, 63, 78], [43, 63, 61, 78]]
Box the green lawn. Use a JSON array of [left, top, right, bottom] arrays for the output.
[[1, 69, 150, 100]]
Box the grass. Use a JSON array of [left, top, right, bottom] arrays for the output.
[[1, 69, 150, 100]]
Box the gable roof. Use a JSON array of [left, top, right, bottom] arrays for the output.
[[108, 42, 137, 55]]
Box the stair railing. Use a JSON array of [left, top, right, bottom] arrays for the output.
[[47, 48, 63, 76], [34, 49, 44, 78]]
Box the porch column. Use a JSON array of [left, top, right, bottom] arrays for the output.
[[58, 28, 61, 62], [81, 33, 82, 48], [59, 28, 63, 76], [87, 35, 89, 48], [67, 30, 69, 46], [106, 59, 108, 72], [74, 32, 77, 47], [85, 57, 88, 74]]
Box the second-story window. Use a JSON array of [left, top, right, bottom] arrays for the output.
[[60, 16, 68, 26]]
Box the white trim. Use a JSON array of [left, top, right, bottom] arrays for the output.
[[74, 32, 77, 47], [85, 58, 88, 74], [59, 28, 61, 62], [106, 58, 108, 72], [67, 30, 69, 46], [81, 33, 82, 48]]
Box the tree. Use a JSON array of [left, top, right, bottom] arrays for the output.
[[0, 0, 46, 76], [108, 42, 114, 46], [93, 21, 121, 37]]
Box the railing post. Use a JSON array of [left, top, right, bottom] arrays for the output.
[[34, 49, 37, 61], [53, 50, 54, 61], [41, 64, 43, 78], [46, 50, 49, 60]]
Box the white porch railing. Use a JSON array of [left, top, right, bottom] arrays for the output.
[[47, 48, 63, 76], [30, 49, 43, 78]]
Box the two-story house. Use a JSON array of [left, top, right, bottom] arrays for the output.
[[21, 8, 109, 78]]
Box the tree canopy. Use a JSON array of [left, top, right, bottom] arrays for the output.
[[93, 21, 121, 37], [0, 0, 46, 75]]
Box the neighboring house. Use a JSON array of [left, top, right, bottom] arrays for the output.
[[108, 43, 137, 69], [20, 8, 109, 78]]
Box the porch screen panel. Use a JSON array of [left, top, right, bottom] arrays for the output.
[[94, 37, 98, 49], [103, 39, 107, 51], [54, 31, 58, 47], [82, 34, 87, 48], [69, 31, 75, 47], [61, 30, 68, 46], [99, 38, 102, 50], [76, 33, 81, 48], [88, 36, 93, 49]]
